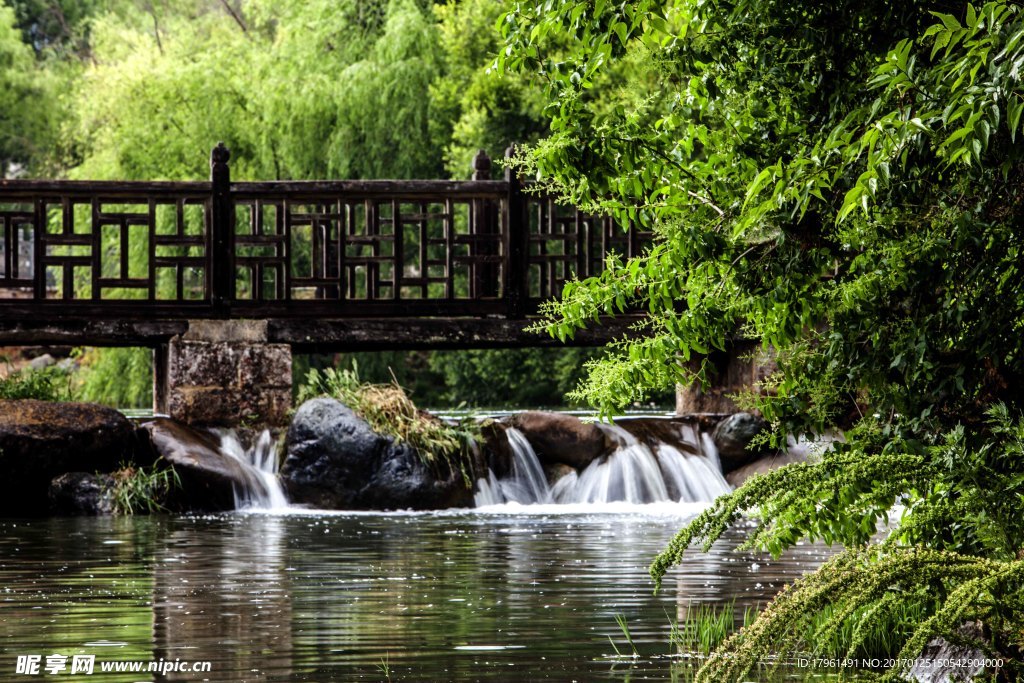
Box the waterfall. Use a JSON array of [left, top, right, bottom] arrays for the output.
[[474, 428, 552, 506], [218, 430, 290, 510], [475, 420, 732, 507]]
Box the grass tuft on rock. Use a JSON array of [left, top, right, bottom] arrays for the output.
[[297, 365, 480, 481], [105, 464, 180, 515]]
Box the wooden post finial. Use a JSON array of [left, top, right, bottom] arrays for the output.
[[472, 149, 491, 180], [211, 142, 231, 181]]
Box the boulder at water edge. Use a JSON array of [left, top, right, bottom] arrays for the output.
[[906, 621, 995, 683], [141, 418, 252, 512], [712, 412, 768, 473], [49, 472, 116, 515], [0, 400, 136, 516], [725, 450, 807, 487], [281, 398, 473, 510], [504, 411, 607, 469]]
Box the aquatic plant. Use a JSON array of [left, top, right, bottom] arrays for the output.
[[670, 600, 930, 660], [609, 613, 639, 658], [296, 364, 480, 483], [377, 654, 392, 682], [105, 464, 180, 515], [670, 602, 757, 656]]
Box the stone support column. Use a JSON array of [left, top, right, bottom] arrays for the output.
[[675, 341, 776, 416], [154, 320, 292, 427]]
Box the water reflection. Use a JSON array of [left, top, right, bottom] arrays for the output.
[[0, 510, 847, 682], [153, 515, 292, 680]]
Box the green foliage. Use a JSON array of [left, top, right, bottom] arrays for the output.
[[649, 407, 1024, 678], [105, 463, 180, 515], [0, 2, 62, 174], [0, 364, 74, 401], [682, 547, 1022, 683], [500, 0, 1024, 675], [299, 347, 652, 409], [430, 0, 547, 175], [6, 0, 102, 57], [67, 0, 447, 182], [670, 600, 930, 660], [426, 347, 657, 408], [75, 347, 152, 409], [297, 365, 480, 482]]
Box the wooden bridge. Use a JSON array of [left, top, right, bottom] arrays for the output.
[[0, 144, 648, 351], [0, 145, 650, 424]]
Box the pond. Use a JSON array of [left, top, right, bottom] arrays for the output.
[[0, 506, 848, 682]]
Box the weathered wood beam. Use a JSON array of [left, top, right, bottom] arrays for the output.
[[0, 316, 648, 349], [269, 316, 648, 352], [0, 319, 188, 346], [0, 179, 209, 198]]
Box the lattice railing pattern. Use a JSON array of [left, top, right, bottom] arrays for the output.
[[230, 196, 504, 305], [0, 190, 210, 306], [0, 205, 34, 296], [0, 147, 649, 319], [523, 198, 651, 301]]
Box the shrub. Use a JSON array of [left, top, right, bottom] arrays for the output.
[[0, 365, 74, 401]]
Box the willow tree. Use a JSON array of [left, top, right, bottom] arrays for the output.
[[501, 0, 1024, 677], [66, 0, 448, 406], [0, 3, 61, 176]]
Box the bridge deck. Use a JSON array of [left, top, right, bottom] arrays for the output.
[[0, 145, 649, 348], [0, 315, 647, 350]]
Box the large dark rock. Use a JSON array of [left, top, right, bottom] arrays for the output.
[[0, 400, 136, 516], [503, 411, 608, 469], [281, 398, 386, 506], [363, 441, 472, 510], [712, 412, 768, 473], [479, 420, 513, 478], [141, 418, 253, 512], [49, 472, 115, 515], [614, 417, 703, 455], [281, 398, 473, 510]]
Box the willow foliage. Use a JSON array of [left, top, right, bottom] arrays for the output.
[[0, 3, 62, 175], [500, 0, 1024, 677]]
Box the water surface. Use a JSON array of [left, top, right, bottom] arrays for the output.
[[1, 508, 839, 682]]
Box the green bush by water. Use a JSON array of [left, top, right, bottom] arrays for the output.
[[0, 365, 75, 401], [75, 348, 152, 409]]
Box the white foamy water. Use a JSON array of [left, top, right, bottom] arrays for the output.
[[219, 430, 290, 510], [475, 421, 732, 508]]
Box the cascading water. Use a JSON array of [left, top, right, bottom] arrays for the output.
[[218, 430, 290, 510], [475, 419, 732, 507], [474, 428, 552, 506]]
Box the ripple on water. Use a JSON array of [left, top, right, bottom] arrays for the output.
[[0, 511, 843, 682]]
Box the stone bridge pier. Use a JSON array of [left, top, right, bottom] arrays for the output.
[[154, 321, 293, 428], [675, 341, 776, 415]]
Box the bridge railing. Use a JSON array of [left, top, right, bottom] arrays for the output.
[[0, 145, 649, 320]]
